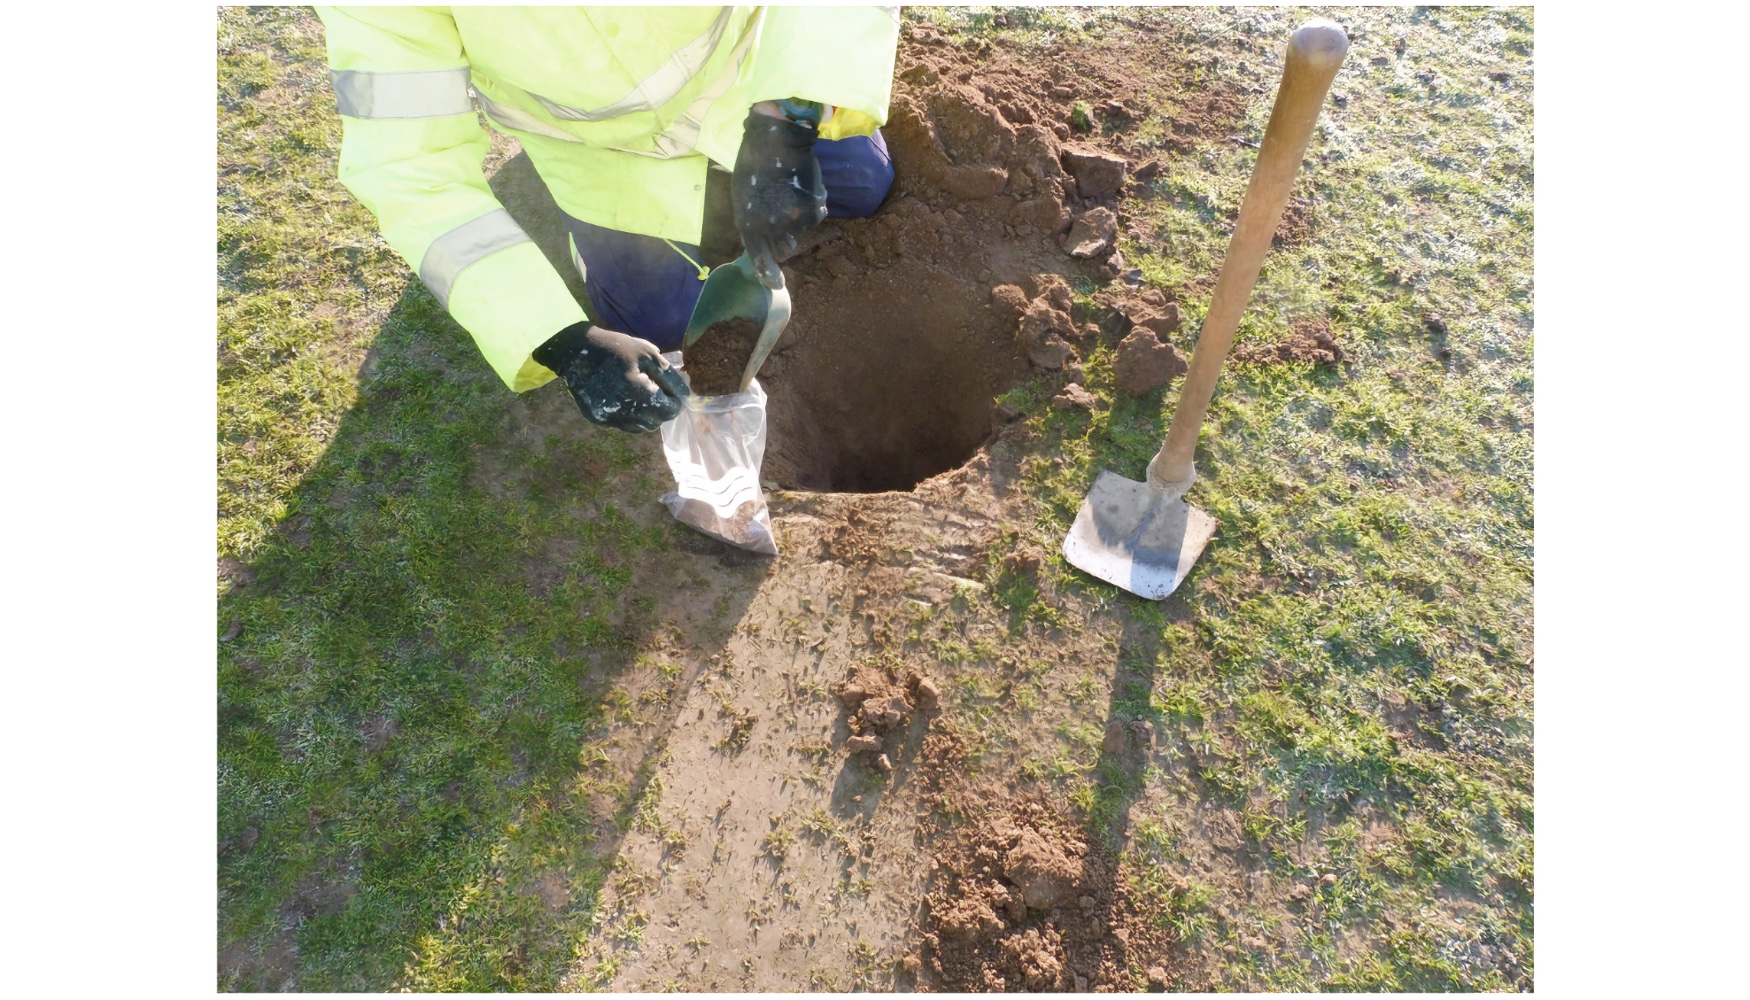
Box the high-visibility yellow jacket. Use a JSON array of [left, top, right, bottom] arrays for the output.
[[315, 6, 900, 391]]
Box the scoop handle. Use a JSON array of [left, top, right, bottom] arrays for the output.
[[1146, 19, 1350, 495]]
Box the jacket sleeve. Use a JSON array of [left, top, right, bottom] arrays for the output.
[[695, 6, 901, 164], [751, 5, 900, 137], [315, 6, 585, 392]]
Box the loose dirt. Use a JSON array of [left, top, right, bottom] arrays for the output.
[[833, 666, 941, 775], [683, 317, 763, 396], [1113, 327, 1191, 396], [1234, 317, 1345, 366], [754, 22, 1222, 492], [913, 797, 1174, 992], [743, 19, 1251, 492]]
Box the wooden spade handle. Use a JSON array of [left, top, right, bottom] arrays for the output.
[[1147, 19, 1350, 495]]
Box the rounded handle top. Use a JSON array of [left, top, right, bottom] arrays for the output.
[[1290, 19, 1350, 70]]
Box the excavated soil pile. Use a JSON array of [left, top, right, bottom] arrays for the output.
[[754, 24, 1166, 493], [912, 798, 1173, 992], [832, 665, 941, 776], [683, 316, 763, 395]]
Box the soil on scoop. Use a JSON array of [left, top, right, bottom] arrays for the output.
[[912, 797, 1174, 992], [683, 316, 763, 395]]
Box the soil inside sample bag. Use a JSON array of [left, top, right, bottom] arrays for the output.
[[659, 356, 778, 555], [683, 317, 763, 396]]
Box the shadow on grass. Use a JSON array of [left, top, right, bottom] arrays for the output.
[[217, 155, 762, 991]]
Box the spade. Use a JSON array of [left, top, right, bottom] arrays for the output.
[[1063, 19, 1350, 600]]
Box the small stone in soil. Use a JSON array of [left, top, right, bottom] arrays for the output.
[[914, 677, 941, 711], [1052, 383, 1098, 412], [1062, 207, 1117, 258]]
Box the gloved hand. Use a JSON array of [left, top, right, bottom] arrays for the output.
[[732, 109, 827, 289], [532, 322, 689, 433]]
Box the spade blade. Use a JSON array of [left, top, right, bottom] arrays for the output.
[[1062, 470, 1218, 600]]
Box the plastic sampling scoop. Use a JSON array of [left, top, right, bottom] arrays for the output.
[[681, 254, 791, 395]]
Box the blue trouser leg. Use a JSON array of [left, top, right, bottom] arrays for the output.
[[560, 215, 705, 352], [819, 130, 895, 219], [561, 130, 895, 351]]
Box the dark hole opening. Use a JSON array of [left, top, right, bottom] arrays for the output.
[[758, 267, 1028, 494]]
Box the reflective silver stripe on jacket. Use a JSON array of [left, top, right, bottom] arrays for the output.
[[474, 90, 583, 143], [649, 9, 759, 159], [419, 210, 531, 308], [330, 67, 473, 119], [530, 6, 733, 122]]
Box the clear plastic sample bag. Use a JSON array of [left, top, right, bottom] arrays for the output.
[[658, 355, 778, 555]]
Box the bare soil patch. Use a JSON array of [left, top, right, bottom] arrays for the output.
[[912, 797, 1174, 992], [488, 17, 1251, 498], [1234, 317, 1345, 366], [477, 18, 1288, 992], [754, 20, 1244, 493]]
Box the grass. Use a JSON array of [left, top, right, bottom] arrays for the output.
[[217, 7, 680, 991], [912, 5, 1532, 990], [219, 4, 1532, 992]]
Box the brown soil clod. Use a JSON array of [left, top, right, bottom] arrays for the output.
[[989, 284, 1030, 325], [1016, 296, 1079, 370], [913, 675, 943, 712], [1112, 327, 1189, 395], [1051, 383, 1099, 412], [846, 734, 883, 755], [682, 316, 763, 395], [1062, 206, 1118, 259], [1233, 318, 1346, 366], [832, 665, 942, 770], [1061, 148, 1129, 200], [913, 797, 1174, 991], [1117, 294, 1182, 339]]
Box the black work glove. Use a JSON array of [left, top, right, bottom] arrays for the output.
[[533, 322, 689, 433], [732, 111, 827, 289]]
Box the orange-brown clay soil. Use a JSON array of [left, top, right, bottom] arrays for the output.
[[746, 19, 1262, 495], [913, 798, 1175, 991]]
